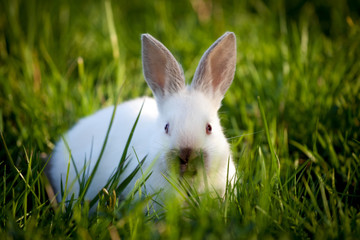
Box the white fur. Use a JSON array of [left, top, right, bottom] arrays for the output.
[[49, 32, 237, 203]]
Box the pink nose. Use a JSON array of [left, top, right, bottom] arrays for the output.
[[179, 148, 194, 176], [179, 148, 192, 164]]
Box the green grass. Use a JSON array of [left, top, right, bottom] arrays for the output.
[[1, 0, 360, 239]]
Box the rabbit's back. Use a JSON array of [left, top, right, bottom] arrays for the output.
[[49, 97, 158, 201]]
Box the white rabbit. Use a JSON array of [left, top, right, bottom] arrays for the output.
[[48, 32, 237, 205]]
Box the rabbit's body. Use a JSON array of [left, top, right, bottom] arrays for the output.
[[49, 32, 237, 204], [49, 97, 160, 201]]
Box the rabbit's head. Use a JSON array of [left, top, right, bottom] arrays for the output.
[[142, 32, 236, 191]]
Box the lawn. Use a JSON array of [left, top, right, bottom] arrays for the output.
[[1, 0, 360, 239]]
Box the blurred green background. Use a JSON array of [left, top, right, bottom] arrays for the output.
[[0, 0, 360, 239]]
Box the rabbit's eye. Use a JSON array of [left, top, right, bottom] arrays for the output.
[[165, 123, 169, 134], [206, 123, 212, 135]]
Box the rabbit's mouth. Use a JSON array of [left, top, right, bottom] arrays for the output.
[[179, 157, 197, 177], [167, 148, 207, 177]]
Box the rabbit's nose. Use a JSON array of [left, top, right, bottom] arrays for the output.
[[179, 147, 192, 175], [179, 148, 192, 163]]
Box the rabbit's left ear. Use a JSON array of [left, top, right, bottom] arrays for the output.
[[191, 32, 236, 107]]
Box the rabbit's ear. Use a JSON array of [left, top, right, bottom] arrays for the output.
[[142, 34, 185, 100], [191, 32, 236, 106]]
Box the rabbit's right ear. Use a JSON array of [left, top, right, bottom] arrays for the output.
[[142, 34, 185, 100], [191, 32, 236, 108]]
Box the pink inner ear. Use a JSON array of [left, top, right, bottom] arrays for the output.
[[144, 46, 167, 89], [210, 56, 227, 90], [208, 38, 236, 94], [190, 32, 236, 104], [142, 34, 186, 98]]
